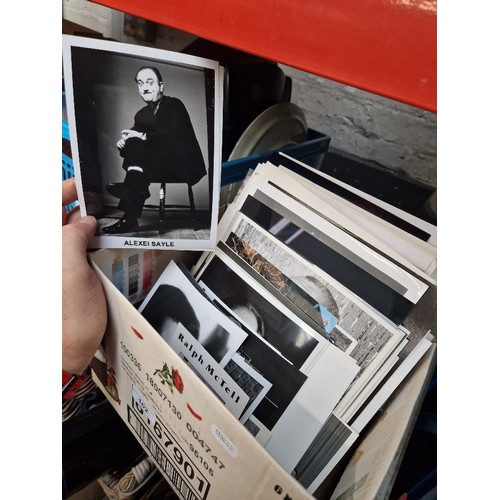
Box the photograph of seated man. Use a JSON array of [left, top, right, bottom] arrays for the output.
[[103, 66, 206, 234]]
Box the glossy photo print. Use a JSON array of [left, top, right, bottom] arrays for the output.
[[62, 35, 223, 250]]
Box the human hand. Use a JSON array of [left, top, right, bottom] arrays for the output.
[[117, 129, 145, 149], [62, 178, 107, 375], [122, 129, 145, 140], [116, 129, 146, 149]]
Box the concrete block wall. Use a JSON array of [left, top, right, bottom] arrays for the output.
[[62, 1, 436, 189], [281, 67, 437, 188]]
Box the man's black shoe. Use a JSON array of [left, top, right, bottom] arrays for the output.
[[106, 182, 150, 200], [102, 218, 139, 234], [105, 182, 128, 199]]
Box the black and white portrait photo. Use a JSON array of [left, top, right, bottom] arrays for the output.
[[141, 283, 233, 364], [62, 35, 223, 250], [138, 261, 247, 367]]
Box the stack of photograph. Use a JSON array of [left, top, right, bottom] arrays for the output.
[[137, 151, 437, 493]]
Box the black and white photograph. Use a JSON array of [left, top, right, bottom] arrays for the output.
[[240, 193, 420, 324], [268, 154, 437, 276], [268, 154, 435, 243], [224, 353, 273, 424], [138, 261, 247, 367], [62, 35, 223, 250], [271, 152, 438, 248], [233, 328, 308, 432], [168, 322, 250, 418], [228, 170, 430, 325], [194, 252, 321, 369], [292, 412, 359, 492], [212, 204, 409, 417], [191, 246, 360, 471], [256, 337, 358, 475], [245, 162, 437, 290], [224, 231, 339, 339], [216, 299, 359, 474]]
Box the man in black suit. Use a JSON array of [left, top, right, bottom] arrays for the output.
[[103, 66, 206, 234]]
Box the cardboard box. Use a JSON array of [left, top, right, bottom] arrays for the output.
[[89, 249, 435, 499], [90, 251, 315, 499]]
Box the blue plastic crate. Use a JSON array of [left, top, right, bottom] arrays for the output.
[[221, 128, 330, 186], [62, 117, 73, 180], [63, 152, 74, 181], [62, 118, 76, 211]]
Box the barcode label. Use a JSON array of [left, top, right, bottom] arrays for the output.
[[127, 404, 211, 500]]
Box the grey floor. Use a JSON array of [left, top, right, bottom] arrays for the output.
[[96, 205, 212, 240]]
